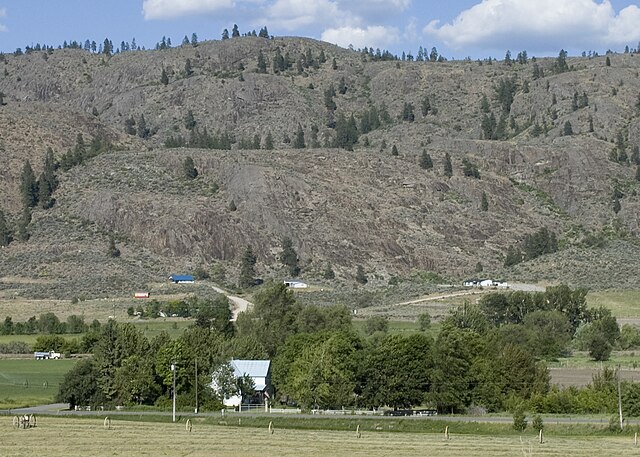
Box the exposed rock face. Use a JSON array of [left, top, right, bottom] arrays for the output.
[[1, 37, 640, 294]]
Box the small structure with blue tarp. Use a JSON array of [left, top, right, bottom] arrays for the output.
[[169, 274, 195, 284]]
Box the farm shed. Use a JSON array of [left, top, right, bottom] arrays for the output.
[[169, 274, 194, 284], [283, 279, 308, 288]]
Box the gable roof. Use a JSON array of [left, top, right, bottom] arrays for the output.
[[231, 360, 270, 391]]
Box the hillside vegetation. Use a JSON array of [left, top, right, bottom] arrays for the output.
[[2, 37, 640, 297]]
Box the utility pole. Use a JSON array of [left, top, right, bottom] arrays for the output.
[[617, 364, 624, 431], [171, 362, 177, 423], [195, 358, 198, 414]]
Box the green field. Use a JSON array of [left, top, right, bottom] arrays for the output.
[[0, 359, 77, 409], [3, 416, 640, 457], [587, 290, 640, 319]]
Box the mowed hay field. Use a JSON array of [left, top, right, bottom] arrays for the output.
[[2, 417, 640, 457]]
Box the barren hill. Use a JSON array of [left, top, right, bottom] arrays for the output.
[[2, 37, 640, 298]]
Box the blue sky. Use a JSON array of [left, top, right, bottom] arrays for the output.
[[1, 1, 640, 58]]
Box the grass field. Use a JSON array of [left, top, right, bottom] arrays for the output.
[[3, 417, 640, 457], [0, 359, 77, 409], [587, 290, 640, 319]]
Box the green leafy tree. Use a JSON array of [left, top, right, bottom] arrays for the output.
[[238, 246, 257, 288], [512, 408, 527, 431], [286, 332, 359, 409], [236, 282, 302, 357], [56, 359, 102, 408], [359, 334, 432, 409], [364, 316, 388, 335], [182, 156, 198, 179], [280, 237, 300, 276], [418, 312, 431, 331], [114, 355, 159, 405]]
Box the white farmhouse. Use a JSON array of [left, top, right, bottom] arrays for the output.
[[221, 359, 272, 408]]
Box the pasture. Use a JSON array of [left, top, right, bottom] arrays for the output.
[[0, 359, 76, 409], [3, 416, 640, 457]]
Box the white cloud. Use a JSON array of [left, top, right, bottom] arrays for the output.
[[264, 0, 346, 30], [425, 0, 640, 52], [0, 7, 7, 32], [142, 0, 235, 20], [321, 25, 400, 49]]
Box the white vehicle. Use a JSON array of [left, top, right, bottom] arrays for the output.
[[34, 351, 61, 360]]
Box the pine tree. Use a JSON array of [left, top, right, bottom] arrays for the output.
[[182, 156, 198, 179], [280, 237, 300, 276], [184, 110, 196, 130], [232, 24, 240, 38], [264, 132, 274, 150], [338, 76, 347, 95], [160, 67, 169, 85], [323, 264, 335, 280], [613, 197, 621, 214], [191, 33, 198, 47], [355, 265, 368, 285], [107, 235, 121, 258], [184, 59, 193, 77], [293, 124, 306, 149], [137, 114, 150, 139], [239, 246, 257, 288], [257, 50, 267, 74], [606, 56, 611, 67], [563, 121, 573, 136], [222, 29, 229, 40], [20, 160, 38, 208], [391, 145, 399, 156], [0, 209, 12, 246], [16, 206, 31, 242], [443, 152, 453, 177], [480, 192, 489, 211], [419, 150, 433, 169]]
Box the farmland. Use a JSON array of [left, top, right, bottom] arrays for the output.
[[0, 359, 77, 409], [3, 416, 640, 457]]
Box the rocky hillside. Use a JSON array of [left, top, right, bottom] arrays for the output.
[[1, 37, 640, 298]]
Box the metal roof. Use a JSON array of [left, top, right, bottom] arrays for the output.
[[231, 360, 271, 390], [169, 275, 194, 281]]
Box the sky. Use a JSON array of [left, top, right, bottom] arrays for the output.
[[1, 0, 640, 59]]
